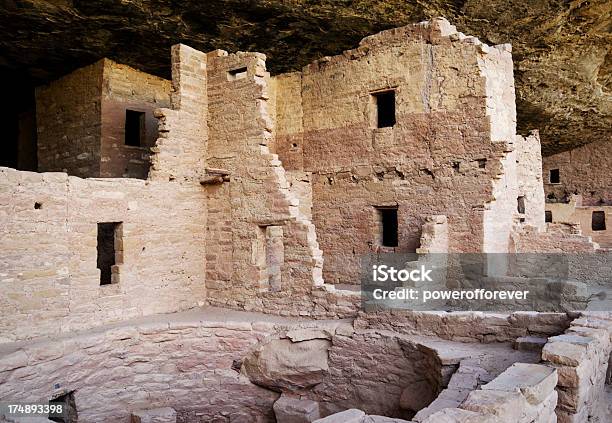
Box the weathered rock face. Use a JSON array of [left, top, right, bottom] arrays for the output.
[[0, 0, 609, 154]]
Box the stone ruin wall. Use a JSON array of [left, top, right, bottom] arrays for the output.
[[0, 309, 608, 423], [270, 19, 532, 285], [149, 45, 208, 182], [36, 59, 171, 179], [100, 59, 171, 179], [35, 60, 104, 178], [516, 131, 546, 231], [3, 18, 608, 343], [542, 313, 612, 422], [0, 46, 208, 343], [0, 168, 207, 342], [543, 139, 612, 206], [202, 48, 361, 317]]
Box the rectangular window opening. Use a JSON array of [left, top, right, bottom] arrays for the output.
[[377, 207, 398, 247], [228, 67, 248, 81], [545, 210, 553, 223], [517, 196, 526, 214], [125, 110, 145, 147], [549, 168, 560, 184], [372, 90, 396, 128], [592, 211, 606, 231], [97, 222, 122, 285]]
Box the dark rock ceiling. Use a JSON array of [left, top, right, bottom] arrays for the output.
[[1, 0, 610, 155]]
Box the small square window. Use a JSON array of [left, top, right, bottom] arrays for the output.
[[228, 67, 248, 81], [592, 211, 606, 231], [372, 90, 396, 128], [549, 169, 560, 184], [125, 110, 145, 147]]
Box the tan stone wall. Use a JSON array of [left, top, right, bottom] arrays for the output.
[[272, 19, 518, 284], [542, 313, 612, 422], [149, 45, 208, 182], [0, 167, 207, 342], [203, 49, 348, 316], [512, 224, 597, 253], [35, 60, 104, 177], [546, 198, 612, 248], [355, 310, 572, 343], [36, 59, 171, 179], [543, 139, 612, 206], [1, 44, 209, 342], [100, 59, 171, 179], [516, 131, 546, 230]]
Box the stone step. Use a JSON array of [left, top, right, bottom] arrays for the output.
[[513, 336, 548, 352]]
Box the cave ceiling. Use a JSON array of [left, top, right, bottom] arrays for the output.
[[1, 0, 610, 155]]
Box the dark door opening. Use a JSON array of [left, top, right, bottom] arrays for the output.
[[97, 222, 121, 285], [377, 207, 399, 247], [592, 211, 606, 231], [373, 90, 396, 128], [125, 110, 145, 147]]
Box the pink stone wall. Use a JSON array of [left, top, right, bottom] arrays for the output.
[[100, 59, 171, 179], [272, 19, 518, 284]]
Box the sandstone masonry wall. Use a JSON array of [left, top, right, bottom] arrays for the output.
[[36, 61, 104, 177], [543, 139, 612, 206], [0, 167, 207, 342], [0, 313, 282, 422], [1, 44, 210, 342], [36, 59, 171, 179], [516, 131, 546, 230], [272, 19, 519, 285], [546, 197, 612, 248], [149, 45, 207, 182], [542, 313, 612, 422], [203, 49, 360, 317], [100, 59, 171, 179], [355, 310, 572, 343]]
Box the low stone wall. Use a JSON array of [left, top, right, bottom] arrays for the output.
[[312, 362, 559, 423], [355, 310, 572, 343], [542, 312, 612, 422], [424, 362, 558, 422], [242, 325, 446, 420], [0, 311, 285, 422], [4, 308, 606, 423]]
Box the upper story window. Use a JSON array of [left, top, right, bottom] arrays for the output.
[[372, 90, 396, 128], [549, 168, 560, 184], [227, 67, 248, 81]]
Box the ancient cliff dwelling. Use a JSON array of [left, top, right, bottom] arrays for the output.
[[0, 1, 611, 422]]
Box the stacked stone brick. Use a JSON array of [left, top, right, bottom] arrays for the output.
[[542, 313, 612, 422]]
